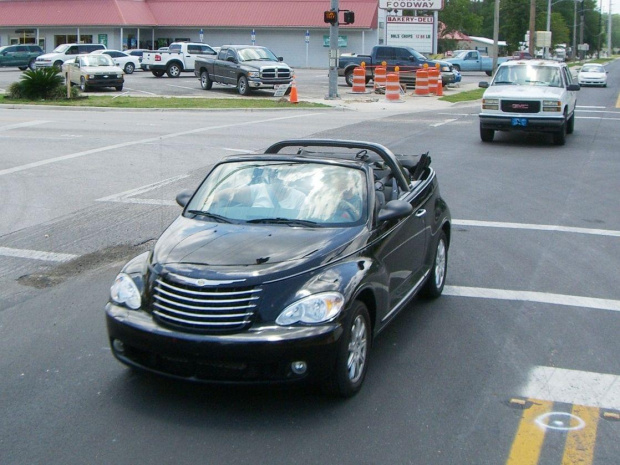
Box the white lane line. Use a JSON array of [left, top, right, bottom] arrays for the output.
[[577, 105, 607, 109], [576, 116, 620, 121], [0, 113, 321, 177], [166, 84, 199, 90], [453, 219, 620, 238], [520, 366, 620, 410], [96, 174, 189, 203], [430, 118, 457, 127], [0, 121, 50, 132], [443, 286, 620, 312], [0, 246, 77, 263]]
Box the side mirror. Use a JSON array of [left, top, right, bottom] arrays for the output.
[[226, 56, 237, 63], [567, 84, 580, 91], [377, 200, 413, 222], [176, 189, 193, 208], [278, 56, 284, 62], [479, 81, 489, 88], [409, 56, 416, 61]]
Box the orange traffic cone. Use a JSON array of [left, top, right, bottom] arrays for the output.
[[289, 75, 298, 104], [436, 78, 443, 97]]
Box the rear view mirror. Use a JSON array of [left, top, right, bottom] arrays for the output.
[[567, 84, 580, 91], [378, 200, 413, 222], [176, 189, 193, 207], [479, 81, 489, 88]]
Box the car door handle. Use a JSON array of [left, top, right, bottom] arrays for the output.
[[415, 209, 426, 217]]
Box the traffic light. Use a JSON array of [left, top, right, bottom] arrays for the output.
[[324, 10, 337, 25], [343, 11, 355, 24]]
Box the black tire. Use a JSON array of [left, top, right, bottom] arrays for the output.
[[53, 60, 64, 70], [237, 75, 251, 95], [115, 85, 123, 91], [485, 70, 493, 76], [323, 301, 371, 398], [421, 231, 448, 298], [28, 59, 36, 71], [453, 64, 461, 72], [566, 113, 575, 134], [79, 77, 88, 92], [200, 70, 212, 90], [18, 66, 27, 71], [124, 63, 135, 74], [480, 126, 494, 142], [152, 70, 165, 77], [166, 63, 182, 78], [553, 111, 567, 146], [344, 69, 354, 87]]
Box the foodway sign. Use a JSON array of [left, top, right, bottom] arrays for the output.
[[379, 0, 444, 10]]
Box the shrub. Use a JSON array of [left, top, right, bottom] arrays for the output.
[[6, 81, 24, 99], [47, 84, 81, 100], [18, 68, 64, 100]]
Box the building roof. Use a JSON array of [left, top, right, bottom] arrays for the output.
[[469, 36, 507, 47], [0, 0, 378, 28]]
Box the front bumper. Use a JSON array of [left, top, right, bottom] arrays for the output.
[[85, 77, 124, 88], [479, 114, 565, 133], [578, 79, 606, 86], [248, 79, 293, 89], [106, 303, 343, 384]]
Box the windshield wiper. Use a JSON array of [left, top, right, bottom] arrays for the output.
[[246, 217, 319, 227], [493, 81, 515, 85], [187, 210, 232, 223]]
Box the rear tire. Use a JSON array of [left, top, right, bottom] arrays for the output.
[[345, 70, 354, 87], [421, 231, 448, 298], [124, 63, 135, 74], [18, 66, 27, 71], [480, 127, 495, 142], [166, 63, 182, 78]]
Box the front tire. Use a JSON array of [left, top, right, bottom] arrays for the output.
[[453, 64, 461, 72], [421, 231, 448, 298], [166, 63, 182, 78], [200, 70, 213, 90], [28, 59, 36, 70], [480, 126, 494, 142], [344, 69, 354, 87], [79, 76, 88, 92], [18, 66, 27, 71], [115, 85, 123, 91], [237, 75, 251, 95], [323, 301, 371, 398], [566, 113, 575, 134], [53, 60, 64, 70], [124, 63, 135, 74]]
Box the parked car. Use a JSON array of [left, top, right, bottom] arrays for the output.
[[105, 139, 451, 397], [35, 43, 106, 69], [141, 42, 217, 77], [90, 49, 140, 74], [577, 63, 607, 87], [62, 54, 124, 91], [444, 50, 508, 75], [510, 51, 533, 60], [478, 60, 580, 145], [0, 44, 43, 70]]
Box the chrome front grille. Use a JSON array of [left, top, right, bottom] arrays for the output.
[[152, 276, 261, 333], [261, 67, 291, 79], [501, 100, 541, 113]]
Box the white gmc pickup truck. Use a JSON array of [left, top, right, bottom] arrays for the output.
[[141, 42, 217, 78], [479, 60, 580, 146]]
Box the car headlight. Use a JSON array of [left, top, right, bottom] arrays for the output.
[[117, 74, 123, 79], [543, 100, 561, 112], [110, 273, 141, 309], [276, 292, 344, 325], [248, 71, 260, 78], [482, 98, 499, 110], [441, 65, 451, 72]]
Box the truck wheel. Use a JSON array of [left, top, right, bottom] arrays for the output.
[[200, 70, 213, 90], [553, 111, 568, 145], [152, 70, 165, 77], [453, 64, 460, 72], [566, 113, 575, 134], [237, 75, 251, 95], [166, 63, 182, 78], [485, 70, 493, 76], [344, 70, 354, 87], [124, 63, 135, 74], [480, 126, 494, 142]]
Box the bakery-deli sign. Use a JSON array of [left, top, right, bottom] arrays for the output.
[[386, 16, 434, 54], [379, 0, 444, 10]]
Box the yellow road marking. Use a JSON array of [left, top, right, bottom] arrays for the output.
[[506, 400, 553, 465], [561, 404, 600, 465]]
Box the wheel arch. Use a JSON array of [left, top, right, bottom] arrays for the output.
[[352, 287, 377, 337], [167, 60, 184, 71]]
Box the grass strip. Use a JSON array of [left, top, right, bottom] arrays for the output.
[[439, 88, 484, 103]]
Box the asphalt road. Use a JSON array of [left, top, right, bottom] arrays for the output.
[[1, 62, 619, 465]]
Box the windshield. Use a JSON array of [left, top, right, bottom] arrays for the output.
[[581, 65, 604, 73], [492, 64, 562, 87], [186, 161, 367, 226], [52, 44, 70, 53], [79, 55, 114, 67], [407, 48, 427, 60], [237, 47, 278, 62]]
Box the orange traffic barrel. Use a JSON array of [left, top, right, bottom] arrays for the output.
[[374, 66, 387, 90], [428, 67, 440, 94], [352, 66, 366, 93], [385, 73, 402, 102], [414, 69, 429, 96]]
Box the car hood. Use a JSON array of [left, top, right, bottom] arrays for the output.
[[80, 65, 123, 73], [151, 216, 364, 278], [242, 59, 289, 69], [483, 85, 565, 99]]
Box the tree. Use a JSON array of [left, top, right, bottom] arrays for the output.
[[438, 0, 484, 35]]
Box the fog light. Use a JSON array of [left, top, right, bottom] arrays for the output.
[[291, 361, 307, 375], [112, 339, 125, 354]]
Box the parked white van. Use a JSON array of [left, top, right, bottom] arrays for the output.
[[35, 43, 106, 69]]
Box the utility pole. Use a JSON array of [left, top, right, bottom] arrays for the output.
[[529, 0, 536, 55], [572, 0, 578, 59], [608, 0, 612, 56], [492, 0, 500, 74], [327, 0, 340, 99]]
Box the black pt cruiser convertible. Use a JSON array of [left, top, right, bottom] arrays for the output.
[[105, 139, 451, 397]]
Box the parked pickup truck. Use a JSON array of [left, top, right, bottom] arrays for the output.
[[443, 50, 508, 76], [141, 42, 217, 77], [338, 45, 458, 87], [194, 45, 293, 95]]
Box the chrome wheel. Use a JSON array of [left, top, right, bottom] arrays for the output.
[[421, 231, 448, 298], [433, 238, 446, 289], [124, 63, 135, 74], [347, 315, 368, 383]]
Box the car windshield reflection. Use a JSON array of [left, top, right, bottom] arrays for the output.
[[186, 161, 367, 226], [80, 55, 114, 67], [493, 64, 562, 87]]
